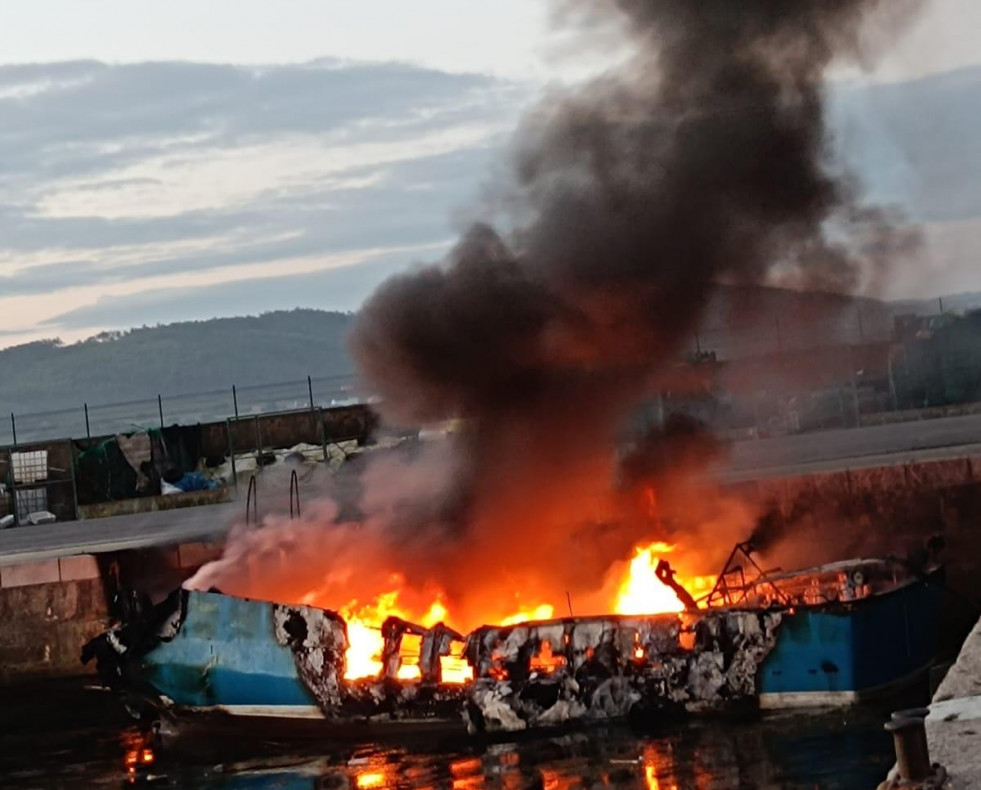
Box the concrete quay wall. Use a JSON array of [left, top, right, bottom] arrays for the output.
[[0, 542, 223, 684], [0, 556, 107, 683]]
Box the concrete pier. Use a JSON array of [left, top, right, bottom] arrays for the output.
[[923, 617, 981, 788], [879, 616, 981, 788]]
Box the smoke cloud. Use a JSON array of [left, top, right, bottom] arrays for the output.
[[350, 0, 922, 523], [193, 1, 923, 627]]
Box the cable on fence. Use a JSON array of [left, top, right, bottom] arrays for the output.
[[289, 469, 301, 520]]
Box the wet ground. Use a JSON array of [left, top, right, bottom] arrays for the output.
[[0, 680, 907, 790]]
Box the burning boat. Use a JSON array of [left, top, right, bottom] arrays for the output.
[[82, 543, 944, 734]]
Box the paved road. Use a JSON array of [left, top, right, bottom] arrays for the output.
[[722, 412, 981, 476], [718, 441, 981, 483], [5, 413, 981, 564], [0, 502, 239, 566]]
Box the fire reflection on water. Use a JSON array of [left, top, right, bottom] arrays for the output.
[[106, 707, 892, 790], [351, 756, 395, 790], [122, 729, 155, 783], [356, 772, 385, 789], [644, 745, 679, 790], [449, 756, 485, 790]]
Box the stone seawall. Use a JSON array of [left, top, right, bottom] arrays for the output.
[[0, 543, 222, 683], [724, 456, 981, 658], [0, 556, 108, 682]]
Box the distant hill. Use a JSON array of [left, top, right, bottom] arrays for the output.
[[0, 309, 356, 414], [4, 289, 979, 418]]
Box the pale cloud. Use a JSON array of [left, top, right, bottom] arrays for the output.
[[0, 2, 979, 349], [0, 1, 975, 82], [0, 60, 530, 343], [37, 124, 501, 220], [2, 240, 450, 343]]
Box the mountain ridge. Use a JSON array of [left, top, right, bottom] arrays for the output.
[[4, 288, 979, 416]]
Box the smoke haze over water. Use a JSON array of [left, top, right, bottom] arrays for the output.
[[193, 1, 924, 624]]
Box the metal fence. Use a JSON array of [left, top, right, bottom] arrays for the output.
[[0, 373, 363, 447]]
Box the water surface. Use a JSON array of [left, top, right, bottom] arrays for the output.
[[0, 684, 896, 790]]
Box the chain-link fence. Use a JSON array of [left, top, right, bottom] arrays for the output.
[[3, 307, 978, 448], [0, 374, 362, 447]]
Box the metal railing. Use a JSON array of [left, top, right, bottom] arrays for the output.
[[0, 373, 363, 448]]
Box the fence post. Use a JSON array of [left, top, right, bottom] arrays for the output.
[[308, 376, 315, 410], [84, 403, 91, 439], [6, 414, 19, 527], [225, 418, 238, 489], [852, 377, 861, 428], [253, 415, 262, 472], [158, 395, 164, 428], [319, 407, 329, 467], [4, 450, 18, 528], [69, 444, 80, 521], [232, 385, 239, 420]]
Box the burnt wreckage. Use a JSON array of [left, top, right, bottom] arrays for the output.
[[464, 611, 781, 732], [83, 544, 945, 732], [83, 579, 782, 734]]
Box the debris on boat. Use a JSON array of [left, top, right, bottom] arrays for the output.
[[463, 610, 782, 732]]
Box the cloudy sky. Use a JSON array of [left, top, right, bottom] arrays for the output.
[[0, 0, 979, 349]]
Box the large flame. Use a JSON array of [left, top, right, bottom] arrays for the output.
[[336, 588, 475, 682], [321, 539, 713, 684], [615, 542, 716, 616]]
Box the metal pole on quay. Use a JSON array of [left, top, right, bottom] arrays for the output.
[[225, 418, 238, 490]]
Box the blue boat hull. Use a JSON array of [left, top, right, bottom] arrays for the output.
[[139, 592, 324, 719], [758, 573, 943, 708], [86, 568, 945, 728]]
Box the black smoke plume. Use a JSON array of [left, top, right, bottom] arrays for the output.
[[350, 1, 920, 541]]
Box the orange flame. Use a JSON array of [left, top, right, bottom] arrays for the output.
[[500, 604, 555, 626], [614, 542, 716, 616], [615, 542, 684, 615], [530, 640, 567, 675], [339, 589, 461, 681], [303, 539, 712, 682]]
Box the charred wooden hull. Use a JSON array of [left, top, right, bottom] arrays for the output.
[[82, 562, 944, 735], [84, 590, 469, 727], [83, 590, 783, 734]]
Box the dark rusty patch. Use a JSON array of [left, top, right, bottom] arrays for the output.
[[273, 604, 347, 713]]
